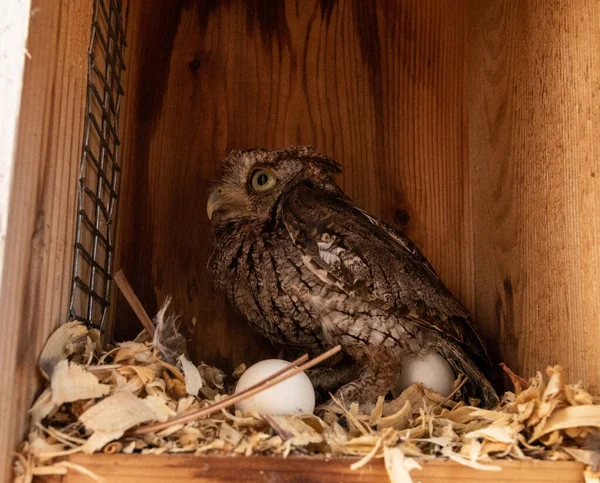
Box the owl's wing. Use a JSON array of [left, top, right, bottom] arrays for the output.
[[280, 183, 492, 368]]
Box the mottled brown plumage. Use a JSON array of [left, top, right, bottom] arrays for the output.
[[207, 146, 498, 408]]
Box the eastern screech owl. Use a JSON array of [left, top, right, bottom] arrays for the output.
[[207, 146, 498, 408]]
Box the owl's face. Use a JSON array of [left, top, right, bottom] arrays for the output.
[[207, 146, 341, 225]]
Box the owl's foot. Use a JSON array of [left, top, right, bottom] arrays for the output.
[[307, 358, 362, 392], [333, 363, 400, 412]]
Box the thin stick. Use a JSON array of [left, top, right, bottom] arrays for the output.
[[131, 345, 342, 435], [113, 270, 155, 336], [435, 375, 469, 409]]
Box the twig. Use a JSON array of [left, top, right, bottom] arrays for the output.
[[131, 345, 342, 435], [435, 375, 469, 409], [113, 270, 155, 337]]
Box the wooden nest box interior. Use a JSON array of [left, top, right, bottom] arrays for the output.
[[1, 0, 599, 481]]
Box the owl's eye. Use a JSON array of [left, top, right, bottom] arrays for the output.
[[250, 169, 276, 192]]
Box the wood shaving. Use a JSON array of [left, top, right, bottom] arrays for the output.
[[51, 360, 111, 405], [13, 320, 600, 483], [38, 322, 89, 379], [178, 354, 203, 396]]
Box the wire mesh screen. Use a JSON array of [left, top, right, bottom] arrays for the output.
[[69, 0, 126, 329]]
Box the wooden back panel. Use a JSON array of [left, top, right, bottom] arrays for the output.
[[114, 0, 471, 373]]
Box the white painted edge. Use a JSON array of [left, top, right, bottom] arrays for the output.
[[0, 0, 32, 294]]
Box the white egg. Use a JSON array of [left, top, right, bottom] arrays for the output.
[[234, 359, 315, 415], [395, 351, 455, 397]]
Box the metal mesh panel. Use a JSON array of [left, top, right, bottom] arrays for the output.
[[69, 0, 126, 329]]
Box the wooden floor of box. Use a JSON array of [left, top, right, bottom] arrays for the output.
[[41, 455, 585, 482]]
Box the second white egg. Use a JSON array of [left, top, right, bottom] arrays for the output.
[[395, 350, 456, 397]]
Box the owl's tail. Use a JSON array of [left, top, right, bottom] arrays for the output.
[[436, 341, 500, 409]]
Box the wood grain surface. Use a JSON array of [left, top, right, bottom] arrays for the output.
[[0, 1, 92, 480], [44, 454, 585, 483], [468, 0, 600, 391], [114, 0, 473, 374]]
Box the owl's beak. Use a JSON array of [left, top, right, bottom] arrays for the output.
[[206, 188, 223, 220]]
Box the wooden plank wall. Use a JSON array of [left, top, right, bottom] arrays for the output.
[[468, 0, 600, 390], [114, 0, 472, 373], [0, 1, 92, 480]]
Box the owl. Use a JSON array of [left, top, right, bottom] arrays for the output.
[[207, 146, 498, 408]]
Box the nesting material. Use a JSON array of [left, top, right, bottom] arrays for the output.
[[14, 317, 600, 483]]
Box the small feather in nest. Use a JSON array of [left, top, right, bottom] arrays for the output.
[[153, 297, 187, 365], [51, 360, 111, 405]]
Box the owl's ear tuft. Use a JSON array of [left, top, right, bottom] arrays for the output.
[[278, 146, 342, 175], [302, 152, 342, 175]]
